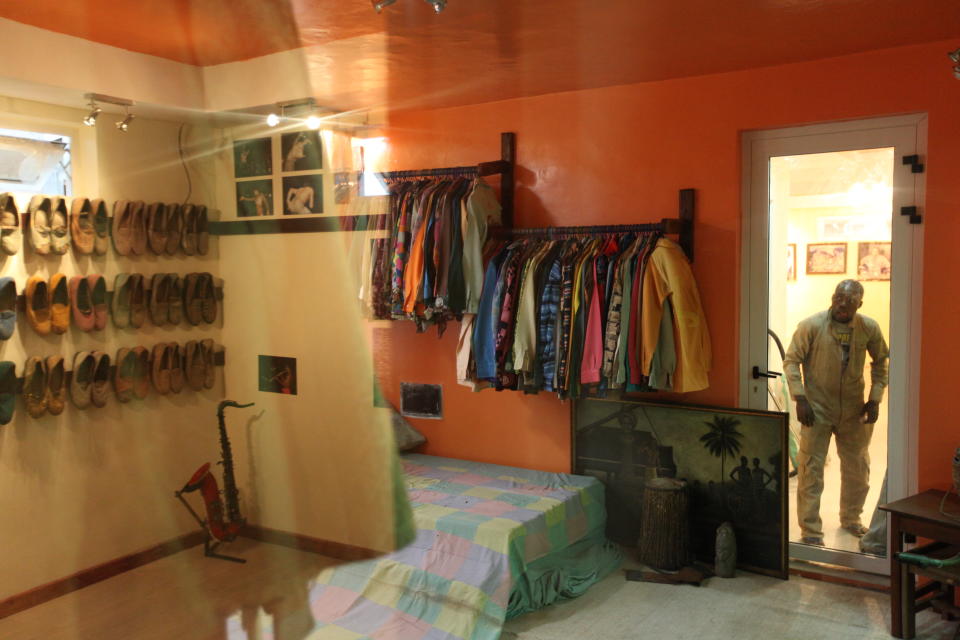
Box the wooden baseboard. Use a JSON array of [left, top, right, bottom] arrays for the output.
[[789, 565, 890, 593], [240, 524, 380, 562], [0, 530, 205, 620]]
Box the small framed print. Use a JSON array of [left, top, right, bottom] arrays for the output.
[[806, 242, 847, 275], [233, 137, 272, 178], [282, 174, 324, 215], [786, 244, 796, 281], [258, 355, 297, 395], [857, 242, 892, 281], [236, 179, 274, 217], [280, 131, 323, 172]]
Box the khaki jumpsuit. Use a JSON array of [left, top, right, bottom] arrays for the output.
[[783, 310, 889, 539]]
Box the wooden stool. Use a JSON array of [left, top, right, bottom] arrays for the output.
[[638, 478, 690, 571]]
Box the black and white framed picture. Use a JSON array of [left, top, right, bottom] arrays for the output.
[[282, 174, 324, 215], [233, 137, 272, 178], [280, 131, 323, 172], [236, 179, 274, 217], [258, 355, 297, 395]]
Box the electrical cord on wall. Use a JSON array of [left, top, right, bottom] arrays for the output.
[[178, 123, 193, 206]]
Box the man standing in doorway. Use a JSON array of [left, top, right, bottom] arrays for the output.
[[783, 279, 889, 546]]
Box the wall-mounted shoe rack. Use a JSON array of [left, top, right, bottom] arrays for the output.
[[207, 132, 517, 236]]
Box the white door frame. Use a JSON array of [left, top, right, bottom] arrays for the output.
[[740, 114, 927, 573]]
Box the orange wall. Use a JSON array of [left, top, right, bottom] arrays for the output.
[[376, 40, 960, 487]]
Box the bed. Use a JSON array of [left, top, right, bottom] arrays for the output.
[[305, 454, 622, 639]]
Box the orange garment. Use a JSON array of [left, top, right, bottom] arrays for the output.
[[402, 185, 439, 313], [640, 238, 711, 392]]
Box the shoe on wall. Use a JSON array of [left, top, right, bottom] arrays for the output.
[[0, 361, 16, 424], [50, 273, 70, 334], [70, 351, 95, 409], [112, 200, 133, 256], [25, 275, 51, 336], [132, 346, 151, 400], [88, 274, 108, 330], [199, 273, 218, 324], [180, 204, 197, 256], [146, 202, 167, 255], [90, 351, 111, 408], [69, 275, 95, 332], [165, 204, 182, 255], [168, 342, 185, 394], [46, 355, 66, 416], [48, 197, 71, 255], [200, 339, 216, 390], [129, 274, 146, 328], [185, 340, 205, 391], [0, 193, 21, 256], [149, 273, 170, 326], [91, 198, 110, 255], [151, 343, 172, 395], [70, 197, 95, 255], [195, 205, 210, 256], [0, 277, 17, 340], [114, 347, 136, 403], [23, 356, 47, 419], [111, 273, 131, 329], [183, 273, 202, 325], [27, 195, 52, 255], [129, 201, 147, 256], [167, 274, 183, 325]]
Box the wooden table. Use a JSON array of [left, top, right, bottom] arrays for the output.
[[880, 489, 960, 638]]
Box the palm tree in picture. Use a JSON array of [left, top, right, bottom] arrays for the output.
[[700, 415, 744, 495]]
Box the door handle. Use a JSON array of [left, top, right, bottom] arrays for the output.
[[753, 366, 782, 380]]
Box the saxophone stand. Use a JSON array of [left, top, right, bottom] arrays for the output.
[[175, 400, 256, 564]]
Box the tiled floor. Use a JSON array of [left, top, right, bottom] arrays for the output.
[[0, 540, 953, 640]]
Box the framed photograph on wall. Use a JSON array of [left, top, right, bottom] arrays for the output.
[[282, 174, 324, 215], [233, 137, 272, 178], [236, 179, 274, 217], [280, 131, 323, 172], [258, 355, 297, 395], [572, 397, 788, 579], [857, 242, 892, 281], [786, 243, 797, 281], [806, 242, 847, 275]]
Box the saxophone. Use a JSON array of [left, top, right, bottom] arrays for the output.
[[176, 400, 255, 562]]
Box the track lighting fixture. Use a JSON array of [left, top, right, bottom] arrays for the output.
[[116, 108, 134, 133], [950, 48, 960, 79], [371, 0, 448, 13], [82, 100, 101, 127]]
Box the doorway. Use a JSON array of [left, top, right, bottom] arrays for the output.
[[741, 115, 926, 573]]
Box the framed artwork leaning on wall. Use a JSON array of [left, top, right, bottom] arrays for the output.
[[572, 397, 788, 578]]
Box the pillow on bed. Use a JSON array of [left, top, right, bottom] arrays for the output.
[[391, 408, 427, 451]]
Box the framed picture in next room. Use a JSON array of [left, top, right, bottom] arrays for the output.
[[282, 174, 324, 215], [786, 243, 797, 281], [806, 242, 847, 275], [857, 242, 892, 281], [236, 179, 274, 217], [281, 131, 323, 172], [572, 397, 788, 579], [233, 137, 272, 178]]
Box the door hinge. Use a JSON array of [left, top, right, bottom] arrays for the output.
[[902, 154, 925, 173], [901, 206, 922, 224]]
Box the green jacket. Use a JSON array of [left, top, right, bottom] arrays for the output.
[[783, 310, 889, 425]]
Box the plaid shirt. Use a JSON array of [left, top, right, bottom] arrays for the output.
[[537, 256, 563, 391]]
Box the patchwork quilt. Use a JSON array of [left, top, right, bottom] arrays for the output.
[[304, 454, 620, 640]]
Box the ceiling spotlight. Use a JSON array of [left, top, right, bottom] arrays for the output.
[[427, 0, 446, 12], [950, 48, 960, 64], [82, 101, 101, 127], [266, 113, 280, 127], [305, 114, 321, 130], [372, 0, 397, 12], [116, 108, 134, 133]]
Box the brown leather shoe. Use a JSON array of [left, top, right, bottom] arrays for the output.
[[23, 356, 47, 418], [168, 342, 185, 393], [167, 274, 183, 324], [129, 274, 146, 329], [114, 347, 136, 403], [200, 273, 218, 324], [129, 201, 148, 256], [90, 351, 111, 408], [49, 196, 71, 255], [70, 197, 95, 255], [195, 205, 210, 256], [149, 273, 170, 326], [185, 340, 205, 391], [146, 202, 167, 255], [50, 273, 70, 334], [200, 339, 216, 389], [46, 355, 66, 416], [0, 193, 20, 256], [164, 204, 181, 255], [27, 195, 52, 255], [25, 275, 52, 336], [88, 274, 108, 330], [0, 277, 16, 340], [183, 273, 202, 325], [132, 346, 151, 399], [111, 273, 131, 329], [180, 204, 197, 256], [151, 343, 172, 394], [69, 275, 95, 332], [70, 351, 95, 409], [91, 198, 110, 255], [112, 200, 133, 256]]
